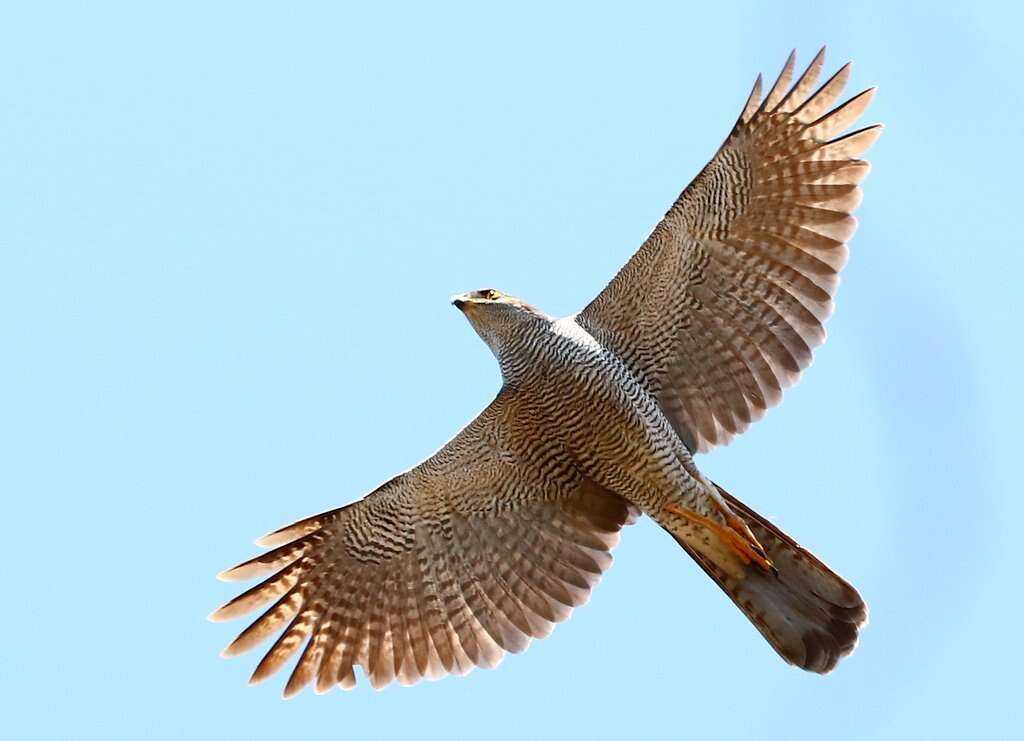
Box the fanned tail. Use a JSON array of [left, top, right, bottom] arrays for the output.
[[664, 483, 867, 673]]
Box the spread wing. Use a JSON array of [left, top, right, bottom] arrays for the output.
[[211, 388, 637, 695], [576, 49, 881, 453]]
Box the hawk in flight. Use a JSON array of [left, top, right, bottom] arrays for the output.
[[212, 49, 879, 695]]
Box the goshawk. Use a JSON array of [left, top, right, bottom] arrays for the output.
[[212, 48, 880, 695]]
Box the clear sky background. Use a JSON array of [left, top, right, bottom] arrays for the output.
[[3, 2, 1020, 739]]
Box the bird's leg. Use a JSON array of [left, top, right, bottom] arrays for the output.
[[663, 503, 776, 573]]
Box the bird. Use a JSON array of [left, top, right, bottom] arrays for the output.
[[211, 48, 880, 696]]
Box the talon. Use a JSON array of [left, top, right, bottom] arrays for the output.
[[664, 503, 775, 573]]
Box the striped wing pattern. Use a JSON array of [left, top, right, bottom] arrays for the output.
[[211, 392, 637, 695], [577, 49, 881, 453]]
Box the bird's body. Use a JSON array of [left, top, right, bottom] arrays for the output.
[[465, 312, 712, 520], [213, 49, 879, 694]]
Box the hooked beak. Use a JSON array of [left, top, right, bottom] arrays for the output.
[[451, 294, 469, 311]]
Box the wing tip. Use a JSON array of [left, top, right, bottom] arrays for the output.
[[254, 523, 310, 548], [763, 49, 797, 112], [217, 565, 247, 582], [740, 73, 764, 124], [249, 659, 278, 686], [854, 85, 877, 102], [254, 532, 284, 548], [836, 122, 885, 150]]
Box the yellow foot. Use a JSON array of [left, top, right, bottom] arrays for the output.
[[664, 503, 776, 573]]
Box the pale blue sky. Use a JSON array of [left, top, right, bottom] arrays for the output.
[[3, 2, 1020, 739]]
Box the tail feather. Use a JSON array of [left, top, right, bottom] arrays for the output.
[[665, 483, 866, 674]]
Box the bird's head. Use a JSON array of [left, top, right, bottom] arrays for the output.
[[451, 289, 550, 362]]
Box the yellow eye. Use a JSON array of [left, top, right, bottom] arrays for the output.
[[485, 290, 503, 300]]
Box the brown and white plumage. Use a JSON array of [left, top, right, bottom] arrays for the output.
[[213, 389, 637, 694], [578, 48, 881, 452], [213, 49, 878, 694]]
